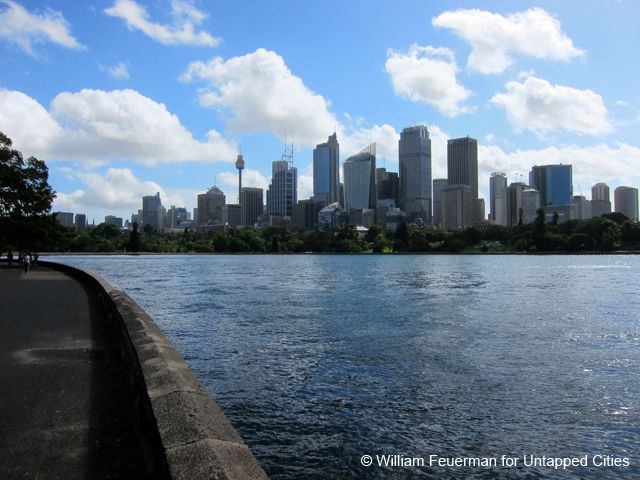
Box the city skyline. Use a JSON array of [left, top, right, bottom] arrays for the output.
[[0, 0, 639, 221]]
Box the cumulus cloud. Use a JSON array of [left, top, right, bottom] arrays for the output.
[[433, 8, 584, 74], [338, 123, 400, 162], [99, 61, 130, 80], [0, 0, 85, 54], [54, 167, 192, 219], [490, 76, 612, 136], [105, 0, 219, 47], [0, 88, 236, 165], [478, 143, 640, 200], [181, 48, 337, 147], [385, 44, 472, 117]]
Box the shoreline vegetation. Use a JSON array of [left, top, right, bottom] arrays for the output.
[[24, 211, 640, 256]]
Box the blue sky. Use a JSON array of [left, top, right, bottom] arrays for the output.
[[1, 0, 639, 222]]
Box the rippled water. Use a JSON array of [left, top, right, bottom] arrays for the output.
[[47, 254, 640, 479]]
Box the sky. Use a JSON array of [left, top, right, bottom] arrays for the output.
[[0, 0, 639, 222]]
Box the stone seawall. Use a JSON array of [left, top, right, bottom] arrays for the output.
[[40, 261, 267, 480]]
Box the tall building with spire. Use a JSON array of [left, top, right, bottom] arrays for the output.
[[313, 133, 340, 206], [267, 145, 297, 218], [399, 125, 432, 224]]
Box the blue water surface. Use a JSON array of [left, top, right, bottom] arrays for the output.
[[47, 254, 640, 479]]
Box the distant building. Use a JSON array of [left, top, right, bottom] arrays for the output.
[[55, 212, 74, 228], [222, 204, 241, 228], [142, 192, 164, 230], [241, 187, 264, 227], [385, 208, 408, 230], [572, 195, 592, 220], [313, 133, 340, 206], [489, 172, 507, 226], [197, 186, 225, 226], [441, 184, 473, 230], [105, 215, 123, 228], [318, 202, 342, 228], [505, 182, 528, 227], [447, 136, 479, 224], [166, 206, 190, 229], [267, 160, 297, 218], [614, 186, 639, 221], [521, 188, 541, 224], [74, 213, 87, 232], [344, 143, 376, 212], [399, 125, 432, 224], [348, 209, 375, 228], [432, 178, 448, 228], [293, 199, 321, 230], [529, 164, 573, 223], [376, 168, 400, 207]]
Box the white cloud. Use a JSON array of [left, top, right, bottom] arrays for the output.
[[490, 76, 612, 136], [99, 61, 130, 80], [0, 88, 236, 165], [0, 0, 85, 55], [478, 143, 640, 200], [181, 48, 337, 147], [217, 168, 269, 204], [433, 8, 584, 74], [338, 123, 400, 162], [104, 0, 219, 47], [385, 44, 472, 117]]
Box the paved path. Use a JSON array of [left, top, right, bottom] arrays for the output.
[[0, 264, 146, 479]]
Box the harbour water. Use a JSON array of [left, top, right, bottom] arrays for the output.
[[48, 254, 640, 479]]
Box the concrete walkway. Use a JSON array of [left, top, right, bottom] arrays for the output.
[[0, 264, 146, 479]]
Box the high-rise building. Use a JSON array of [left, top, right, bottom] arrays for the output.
[[74, 213, 87, 232], [55, 212, 74, 228], [591, 182, 612, 218], [490, 172, 507, 226], [166, 206, 190, 229], [142, 192, 164, 230], [222, 204, 241, 228], [505, 182, 528, 227], [614, 186, 639, 221], [197, 187, 225, 226], [105, 215, 123, 228], [376, 168, 400, 206], [529, 165, 573, 208], [440, 184, 472, 230], [521, 188, 541, 224], [313, 133, 340, 206], [447, 136, 478, 199], [344, 143, 377, 212], [267, 158, 297, 218], [236, 154, 245, 204], [572, 195, 592, 220], [432, 178, 448, 227], [399, 125, 432, 223], [241, 187, 264, 227], [293, 199, 321, 230]]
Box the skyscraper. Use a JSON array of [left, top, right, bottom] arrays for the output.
[[572, 195, 592, 220], [344, 143, 376, 212], [197, 187, 225, 226], [399, 125, 432, 223], [505, 182, 528, 227], [313, 133, 340, 206], [490, 172, 507, 226], [432, 178, 448, 227], [447, 136, 478, 199], [376, 168, 400, 206], [440, 185, 472, 230], [529, 164, 573, 223], [142, 192, 164, 230], [614, 186, 639, 221], [267, 158, 297, 218], [521, 188, 541, 224], [591, 182, 612, 218], [241, 187, 264, 227]]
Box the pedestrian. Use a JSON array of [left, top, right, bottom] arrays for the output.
[[7, 250, 13, 267], [23, 253, 30, 274]]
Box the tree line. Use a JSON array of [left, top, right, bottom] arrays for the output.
[[1, 131, 639, 255]]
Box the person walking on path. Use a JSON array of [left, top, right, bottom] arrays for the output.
[[6, 251, 13, 267], [22, 254, 30, 274]]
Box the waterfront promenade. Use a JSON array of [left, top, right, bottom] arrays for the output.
[[0, 263, 146, 478], [0, 262, 267, 479]]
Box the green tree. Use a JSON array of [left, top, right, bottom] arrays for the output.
[[127, 222, 141, 252], [533, 208, 546, 251]]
